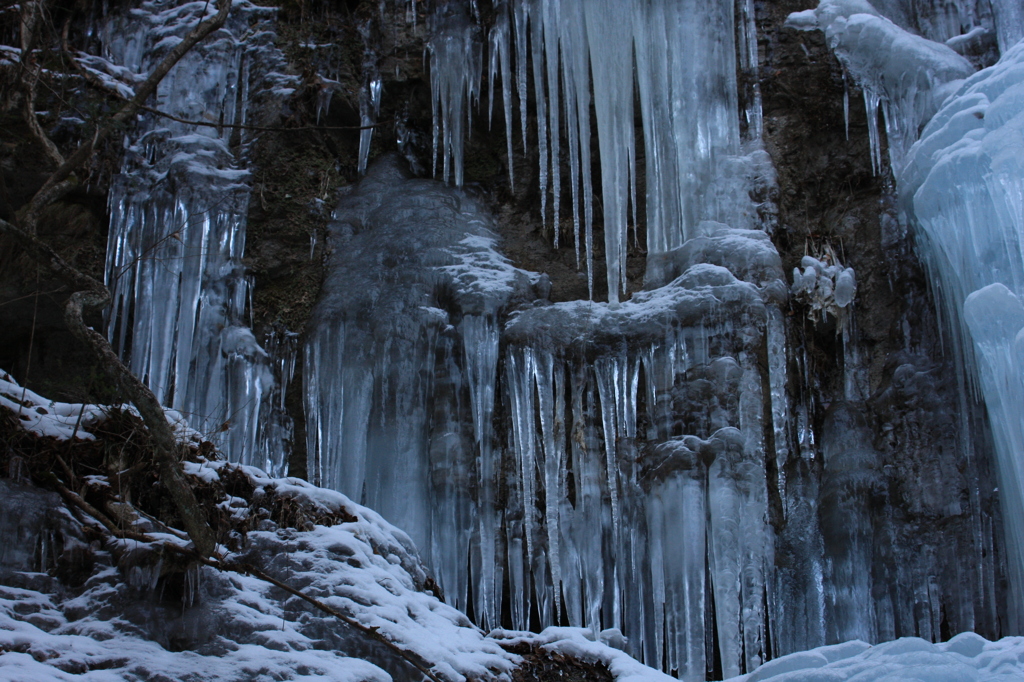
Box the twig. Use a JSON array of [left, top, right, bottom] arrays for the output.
[[54, 480, 153, 543]]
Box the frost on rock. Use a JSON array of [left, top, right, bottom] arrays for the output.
[[899, 39, 1024, 631], [100, 0, 295, 475], [787, 0, 975, 175]]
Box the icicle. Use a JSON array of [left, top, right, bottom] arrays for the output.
[[542, 0, 561, 246], [529, 0, 550, 229], [358, 73, 382, 174], [428, 3, 483, 186], [513, 0, 530, 150], [864, 88, 883, 176], [488, 0, 516, 191], [584, 0, 633, 305], [843, 70, 850, 141], [461, 315, 502, 629]]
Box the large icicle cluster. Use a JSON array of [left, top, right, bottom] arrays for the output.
[[304, 156, 538, 629], [501, 226, 785, 679], [427, 0, 762, 304], [100, 0, 296, 475], [899, 39, 1024, 632]]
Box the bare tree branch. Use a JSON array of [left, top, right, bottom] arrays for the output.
[[2, 0, 238, 558], [19, 0, 65, 168], [27, 0, 233, 223], [0, 214, 218, 557]]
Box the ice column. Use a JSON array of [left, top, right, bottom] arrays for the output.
[[101, 1, 292, 470], [305, 158, 535, 625]]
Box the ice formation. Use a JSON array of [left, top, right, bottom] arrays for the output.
[[790, 252, 857, 322], [426, 0, 766, 304], [304, 156, 537, 629], [899, 38, 1024, 631], [299, 0, 1013, 675], [100, 0, 296, 475], [21, 0, 1024, 678], [500, 239, 782, 678], [786, 0, 974, 175], [305, 166, 804, 675]]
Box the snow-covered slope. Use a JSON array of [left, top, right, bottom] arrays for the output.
[[4, 372, 1024, 681]]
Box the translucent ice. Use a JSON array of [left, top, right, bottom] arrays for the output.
[[100, 0, 292, 471], [900, 37, 1024, 632], [788, 0, 974, 174], [305, 156, 535, 627]]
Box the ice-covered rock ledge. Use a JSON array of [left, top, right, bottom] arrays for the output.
[[787, 0, 974, 174]]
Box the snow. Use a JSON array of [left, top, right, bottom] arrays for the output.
[[0, 447, 518, 682], [0, 608, 393, 682], [731, 634, 1024, 682], [491, 630, 1024, 682], [0, 372, 106, 441], [0, 370, 202, 444]]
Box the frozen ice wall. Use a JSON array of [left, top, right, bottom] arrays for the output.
[[304, 162, 789, 675], [427, 0, 757, 304], [501, 226, 785, 679], [100, 0, 295, 474], [900, 40, 1024, 630], [304, 156, 537, 628]]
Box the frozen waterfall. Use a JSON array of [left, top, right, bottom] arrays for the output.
[[899, 38, 1024, 632], [297, 0, 1012, 677], [85, 0, 1024, 678], [100, 0, 295, 475]]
